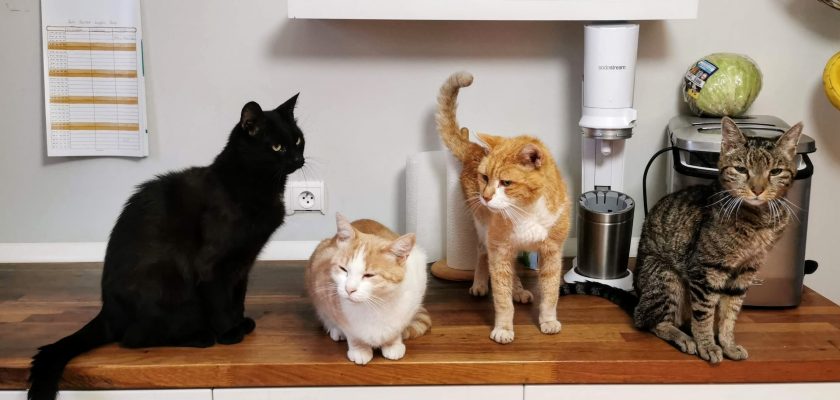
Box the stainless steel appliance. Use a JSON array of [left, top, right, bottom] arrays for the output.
[[666, 115, 817, 307], [567, 190, 635, 291]]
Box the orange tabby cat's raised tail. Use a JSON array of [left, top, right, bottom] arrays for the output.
[[436, 71, 480, 163]]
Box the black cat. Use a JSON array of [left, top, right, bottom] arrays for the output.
[[28, 95, 306, 400]]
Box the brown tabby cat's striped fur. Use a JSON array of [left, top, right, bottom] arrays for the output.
[[437, 71, 571, 344], [562, 117, 804, 364]]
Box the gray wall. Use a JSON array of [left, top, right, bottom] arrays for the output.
[[2, 0, 839, 302]]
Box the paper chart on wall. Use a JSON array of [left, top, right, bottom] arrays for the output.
[[41, 0, 148, 157]]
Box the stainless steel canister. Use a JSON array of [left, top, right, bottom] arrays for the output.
[[576, 190, 635, 280]]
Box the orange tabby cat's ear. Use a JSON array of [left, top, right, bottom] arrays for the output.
[[519, 143, 543, 169], [335, 213, 355, 245], [389, 233, 416, 263], [476, 133, 503, 152]]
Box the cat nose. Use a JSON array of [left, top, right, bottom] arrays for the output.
[[482, 194, 493, 202], [345, 285, 357, 295], [752, 186, 766, 196]]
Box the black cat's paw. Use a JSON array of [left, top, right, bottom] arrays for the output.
[[240, 317, 256, 335], [182, 331, 216, 348], [217, 328, 245, 345]]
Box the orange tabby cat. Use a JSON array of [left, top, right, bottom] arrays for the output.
[[436, 71, 571, 344]]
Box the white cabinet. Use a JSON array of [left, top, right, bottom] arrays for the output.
[[287, 0, 699, 21], [213, 386, 523, 400], [0, 390, 211, 400], [525, 383, 840, 400]]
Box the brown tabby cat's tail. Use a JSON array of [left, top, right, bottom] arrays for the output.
[[402, 306, 432, 340], [560, 282, 639, 316], [436, 71, 475, 163]]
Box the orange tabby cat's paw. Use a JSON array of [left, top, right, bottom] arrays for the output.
[[469, 283, 489, 297], [513, 289, 533, 304], [539, 320, 562, 335], [327, 327, 345, 342], [490, 327, 515, 344]]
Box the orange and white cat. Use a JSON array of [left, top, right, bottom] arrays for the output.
[[436, 71, 571, 344], [305, 214, 431, 365]]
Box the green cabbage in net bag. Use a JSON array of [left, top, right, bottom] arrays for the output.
[[683, 53, 762, 117]]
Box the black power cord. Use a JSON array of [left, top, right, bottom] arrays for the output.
[[642, 147, 674, 217]]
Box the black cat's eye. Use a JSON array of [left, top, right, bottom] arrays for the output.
[[734, 166, 748, 174], [769, 168, 783, 176], [296, 137, 302, 146], [363, 273, 375, 278], [481, 174, 489, 183], [500, 180, 512, 187], [272, 143, 285, 152]]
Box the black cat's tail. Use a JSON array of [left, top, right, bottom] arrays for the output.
[[560, 282, 639, 316], [28, 313, 112, 400]]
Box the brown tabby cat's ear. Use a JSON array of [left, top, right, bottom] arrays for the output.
[[775, 122, 804, 161], [476, 133, 503, 152], [389, 233, 416, 263], [240, 101, 263, 136], [335, 213, 355, 245], [720, 116, 747, 155], [518, 143, 543, 169]]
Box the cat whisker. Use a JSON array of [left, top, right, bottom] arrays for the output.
[[779, 197, 805, 212], [706, 194, 733, 208], [707, 189, 733, 200], [778, 200, 800, 223]]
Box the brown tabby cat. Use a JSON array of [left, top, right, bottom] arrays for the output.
[[562, 117, 804, 363], [437, 71, 571, 344]]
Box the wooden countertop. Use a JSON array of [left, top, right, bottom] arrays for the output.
[[1, 261, 840, 390]]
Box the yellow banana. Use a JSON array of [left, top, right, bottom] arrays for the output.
[[824, 51, 840, 111]]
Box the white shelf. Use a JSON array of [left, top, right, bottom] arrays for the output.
[[287, 0, 698, 21]]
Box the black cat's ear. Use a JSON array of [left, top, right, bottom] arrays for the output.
[[335, 213, 355, 246], [276, 93, 300, 117], [775, 122, 803, 161], [389, 233, 416, 264], [519, 143, 543, 169], [240, 101, 263, 136], [720, 117, 747, 155]]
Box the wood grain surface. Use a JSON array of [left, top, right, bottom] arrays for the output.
[[1, 260, 839, 389]]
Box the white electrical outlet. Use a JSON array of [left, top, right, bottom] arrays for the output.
[[285, 179, 326, 215]]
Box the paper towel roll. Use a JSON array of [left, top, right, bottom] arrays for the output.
[[406, 151, 446, 262], [445, 153, 478, 271]]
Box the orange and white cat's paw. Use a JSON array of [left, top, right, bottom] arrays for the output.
[[327, 327, 345, 342], [490, 327, 515, 344], [381, 342, 406, 360], [347, 347, 374, 365], [539, 320, 562, 335], [513, 288, 533, 304], [723, 344, 749, 360], [469, 282, 489, 297], [697, 343, 724, 364]]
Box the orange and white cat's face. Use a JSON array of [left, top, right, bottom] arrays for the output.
[[329, 215, 415, 303], [473, 134, 550, 213]]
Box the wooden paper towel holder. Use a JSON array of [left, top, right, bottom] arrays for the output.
[[431, 259, 474, 281]]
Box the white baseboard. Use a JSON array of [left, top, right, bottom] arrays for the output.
[[0, 241, 322, 263], [0, 238, 639, 264]]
